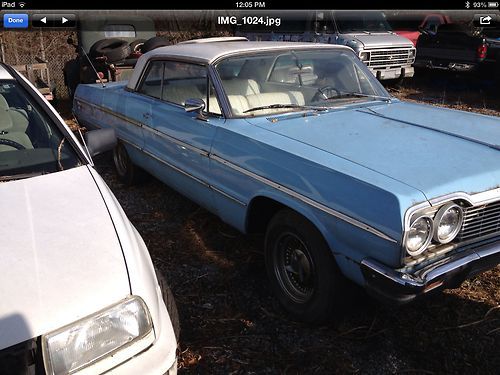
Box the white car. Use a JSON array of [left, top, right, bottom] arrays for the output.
[[0, 63, 178, 374]]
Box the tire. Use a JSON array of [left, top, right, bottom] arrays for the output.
[[112, 142, 148, 186], [89, 38, 131, 63], [265, 209, 344, 324], [129, 39, 147, 53], [141, 36, 170, 53], [155, 268, 181, 341]]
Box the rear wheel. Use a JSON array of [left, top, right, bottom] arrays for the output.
[[265, 209, 344, 323], [112, 142, 147, 186]]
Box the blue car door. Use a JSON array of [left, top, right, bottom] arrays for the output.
[[137, 60, 225, 211]]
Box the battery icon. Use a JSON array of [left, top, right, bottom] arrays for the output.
[[488, 2, 499, 7]]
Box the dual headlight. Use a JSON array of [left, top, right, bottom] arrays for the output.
[[42, 296, 154, 375], [405, 203, 464, 257]]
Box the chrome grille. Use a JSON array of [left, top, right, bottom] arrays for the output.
[[458, 201, 500, 241], [365, 48, 415, 67]]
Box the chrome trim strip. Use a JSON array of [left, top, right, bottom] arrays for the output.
[[141, 125, 210, 157], [211, 185, 247, 206], [211, 154, 397, 243], [75, 98, 143, 128], [142, 149, 210, 188], [120, 138, 142, 151]]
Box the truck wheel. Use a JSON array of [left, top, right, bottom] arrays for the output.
[[155, 268, 181, 342], [89, 38, 131, 63], [112, 142, 148, 186], [265, 209, 344, 323], [141, 36, 170, 53]]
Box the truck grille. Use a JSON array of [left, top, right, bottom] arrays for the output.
[[366, 48, 415, 68], [0, 338, 41, 375], [458, 201, 500, 241]]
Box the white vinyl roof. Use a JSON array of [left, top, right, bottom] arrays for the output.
[[127, 40, 351, 90]]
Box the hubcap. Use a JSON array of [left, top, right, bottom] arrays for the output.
[[274, 232, 315, 304]]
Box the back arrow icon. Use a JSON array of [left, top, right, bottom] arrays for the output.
[[41, 16, 47, 23]]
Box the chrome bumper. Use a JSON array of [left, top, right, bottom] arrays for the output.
[[370, 66, 414, 80], [361, 239, 500, 303]]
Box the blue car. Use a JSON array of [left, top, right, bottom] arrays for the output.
[[74, 37, 500, 323]]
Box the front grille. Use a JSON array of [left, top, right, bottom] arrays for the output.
[[366, 48, 415, 67], [458, 201, 500, 241], [0, 338, 41, 375]]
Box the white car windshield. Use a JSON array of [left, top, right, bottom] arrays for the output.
[[0, 80, 81, 180], [216, 49, 390, 117]]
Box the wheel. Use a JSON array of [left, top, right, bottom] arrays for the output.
[[155, 268, 181, 341], [141, 36, 170, 53], [312, 86, 340, 101], [0, 138, 26, 150], [265, 209, 344, 323], [89, 38, 131, 63], [112, 142, 148, 186]]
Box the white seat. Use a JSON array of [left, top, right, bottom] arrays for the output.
[[222, 79, 260, 96], [246, 91, 305, 109]]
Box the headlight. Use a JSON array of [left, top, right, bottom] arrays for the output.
[[405, 216, 433, 256], [433, 203, 463, 244], [359, 51, 370, 61], [42, 296, 154, 375], [409, 49, 416, 58]]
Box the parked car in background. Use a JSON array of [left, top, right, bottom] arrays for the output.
[[63, 15, 170, 98], [415, 23, 500, 82], [0, 62, 178, 374], [74, 38, 500, 323], [239, 11, 416, 81], [388, 13, 452, 46]]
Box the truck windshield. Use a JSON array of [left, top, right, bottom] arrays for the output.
[[216, 48, 390, 117], [336, 12, 392, 33], [0, 80, 81, 180]]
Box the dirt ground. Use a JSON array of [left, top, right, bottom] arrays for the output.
[[62, 70, 500, 374]]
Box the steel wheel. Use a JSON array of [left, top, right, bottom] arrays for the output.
[[113, 142, 129, 178], [273, 232, 315, 304]]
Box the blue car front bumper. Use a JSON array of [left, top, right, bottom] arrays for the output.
[[361, 239, 500, 303]]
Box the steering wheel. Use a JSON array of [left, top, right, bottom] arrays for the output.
[[0, 138, 26, 150], [312, 86, 341, 102]]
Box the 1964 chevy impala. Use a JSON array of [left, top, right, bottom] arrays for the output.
[[74, 37, 500, 323]]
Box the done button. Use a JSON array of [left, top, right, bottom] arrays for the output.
[[4, 14, 28, 29]]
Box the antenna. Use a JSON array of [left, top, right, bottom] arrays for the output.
[[78, 45, 106, 88]]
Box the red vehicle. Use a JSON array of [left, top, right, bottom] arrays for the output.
[[390, 13, 453, 46]]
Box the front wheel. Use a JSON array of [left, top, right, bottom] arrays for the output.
[[265, 209, 344, 323]]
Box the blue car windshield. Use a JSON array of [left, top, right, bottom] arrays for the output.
[[0, 80, 81, 179], [216, 48, 390, 117]]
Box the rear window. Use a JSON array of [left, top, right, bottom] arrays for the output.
[[104, 24, 136, 38]]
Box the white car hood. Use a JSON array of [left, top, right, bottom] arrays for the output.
[[344, 32, 413, 48], [0, 166, 129, 350]]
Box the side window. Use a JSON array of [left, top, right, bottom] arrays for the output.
[[162, 62, 207, 106], [207, 80, 222, 115], [138, 61, 164, 99]]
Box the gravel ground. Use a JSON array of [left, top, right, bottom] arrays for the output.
[[62, 70, 500, 374]]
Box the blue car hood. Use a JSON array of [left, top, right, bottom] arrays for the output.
[[245, 101, 500, 201]]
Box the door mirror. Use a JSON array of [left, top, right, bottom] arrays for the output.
[[83, 128, 117, 158], [184, 98, 205, 113]]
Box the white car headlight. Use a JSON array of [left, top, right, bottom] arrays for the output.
[[359, 51, 370, 61], [42, 296, 154, 375], [405, 216, 433, 256], [433, 203, 463, 244]]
